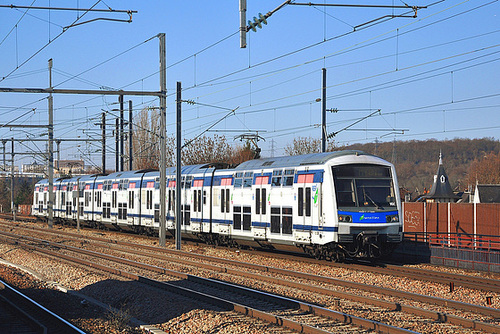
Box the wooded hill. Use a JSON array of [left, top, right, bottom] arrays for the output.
[[338, 138, 500, 194]]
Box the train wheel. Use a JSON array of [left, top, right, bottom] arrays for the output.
[[335, 251, 346, 263]]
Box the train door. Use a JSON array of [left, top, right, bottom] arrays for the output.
[[95, 182, 103, 223], [128, 180, 137, 226], [141, 179, 155, 228], [64, 183, 71, 218], [84, 182, 92, 221], [218, 176, 232, 235], [296, 171, 316, 243], [111, 182, 118, 224], [167, 178, 176, 229], [191, 177, 204, 233], [253, 172, 270, 239], [181, 176, 191, 232]]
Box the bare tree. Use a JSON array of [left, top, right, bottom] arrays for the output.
[[182, 134, 234, 165], [284, 137, 335, 156], [133, 107, 161, 170], [466, 152, 500, 185]]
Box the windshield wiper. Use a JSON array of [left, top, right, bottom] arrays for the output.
[[362, 187, 383, 210]]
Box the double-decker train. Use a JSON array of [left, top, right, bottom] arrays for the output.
[[32, 150, 402, 261]]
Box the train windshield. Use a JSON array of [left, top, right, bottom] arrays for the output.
[[332, 164, 396, 209]]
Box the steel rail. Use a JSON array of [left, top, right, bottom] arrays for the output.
[[0, 232, 415, 334], [0, 279, 87, 334], [1, 226, 499, 333], [16, 214, 499, 293], [3, 216, 499, 292], [4, 221, 499, 319]]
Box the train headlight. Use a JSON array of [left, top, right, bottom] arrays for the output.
[[338, 214, 352, 223], [386, 214, 399, 223]]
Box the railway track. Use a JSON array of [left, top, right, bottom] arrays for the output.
[[0, 278, 86, 334], [1, 220, 500, 333], [4, 214, 499, 293], [0, 229, 415, 334], [246, 247, 500, 292]]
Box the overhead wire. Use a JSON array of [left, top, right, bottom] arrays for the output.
[[0, 0, 104, 83]]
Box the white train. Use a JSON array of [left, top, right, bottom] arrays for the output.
[[32, 151, 402, 261]]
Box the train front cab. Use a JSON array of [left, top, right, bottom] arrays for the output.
[[330, 159, 402, 258]]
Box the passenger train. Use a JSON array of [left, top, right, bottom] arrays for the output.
[[32, 151, 402, 261]]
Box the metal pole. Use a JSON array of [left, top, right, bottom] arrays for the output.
[[48, 59, 54, 229], [102, 112, 106, 173], [129, 100, 133, 171], [322, 68, 326, 153], [159, 33, 167, 247], [2, 141, 5, 173], [175, 81, 182, 250], [239, 0, 247, 48], [119, 95, 124, 172], [76, 177, 80, 231], [10, 138, 15, 222], [115, 118, 119, 172]]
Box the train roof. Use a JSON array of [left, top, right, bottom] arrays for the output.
[[233, 150, 374, 170]]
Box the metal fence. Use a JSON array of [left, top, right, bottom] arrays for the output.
[[399, 232, 500, 273], [400, 203, 500, 272]]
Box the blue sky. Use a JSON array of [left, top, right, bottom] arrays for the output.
[[0, 1, 499, 169]]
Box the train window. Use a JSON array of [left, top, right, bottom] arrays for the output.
[[261, 188, 266, 215], [333, 164, 395, 209], [128, 191, 134, 209], [154, 204, 159, 222], [298, 188, 303, 216], [35, 193, 38, 203], [271, 207, 280, 233], [255, 189, 260, 214], [234, 178, 242, 188], [243, 178, 252, 188], [203, 190, 207, 205], [185, 176, 192, 189], [184, 205, 191, 225], [168, 190, 172, 211], [243, 206, 251, 231], [235, 172, 243, 178], [244, 172, 253, 177], [282, 207, 293, 234], [199, 190, 202, 212], [272, 170, 282, 176], [272, 176, 282, 187], [112, 191, 117, 208], [103, 202, 110, 218], [194, 190, 198, 212], [283, 170, 294, 187], [226, 189, 230, 213], [147, 190, 153, 210], [255, 189, 266, 215], [221, 189, 225, 213], [233, 206, 241, 230], [305, 187, 311, 217]]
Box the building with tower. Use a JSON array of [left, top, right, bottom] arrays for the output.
[[423, 152, 460, 203]]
